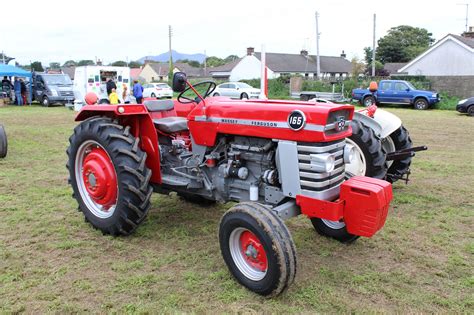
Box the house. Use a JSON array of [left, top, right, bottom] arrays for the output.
[[398, 33, 474, 75], [383, 63, 406, 75], [139, 62, 206, 82], [61, 66, 75, 80], [208, 47, 352, 81], [130, 68, 143, 82]]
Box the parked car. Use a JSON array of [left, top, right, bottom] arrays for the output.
[[213, 82, 260, 99], [352, 80, 440, 110], [33, 73, 74, 106], [143, 83, 173, 99], [456, 97, 474, 116]]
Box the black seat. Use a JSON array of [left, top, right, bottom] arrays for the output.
[[144, 100, 174, 112], [153, 117, 188, 133]]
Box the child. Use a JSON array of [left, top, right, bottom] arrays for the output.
[[109, 88, 119, 105]]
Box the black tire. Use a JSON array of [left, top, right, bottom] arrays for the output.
[[151, 93, 156, 98], [386, 126, 412, 183], [213, 92, 220, 97], [177, 192, 216, 206], [66, 117, 152, 236], [414, 98, 429, 110], [468, 105, 474, 116], [42, 96, 50, 107], [98, 99, 110, 104], [219, 202, 297, 297], [240, 93, 249, 99], [0, 124, 7, 158], [346, 120, 387, 179], [310, 218, 359, 243], [363, 95, 375, 107]]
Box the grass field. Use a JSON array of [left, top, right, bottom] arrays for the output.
[[0, 105, 473, 313]]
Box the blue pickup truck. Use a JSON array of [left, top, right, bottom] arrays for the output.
[[352, 80, 440, 110]]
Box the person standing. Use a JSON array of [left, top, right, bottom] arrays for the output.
[[133, 80, 144, 104], [122, 83, 130, 104], [106, 78, 117, 96], [20, 79, 27, 105], [14, 78, 23, 106], [109, 88, 119, 105]]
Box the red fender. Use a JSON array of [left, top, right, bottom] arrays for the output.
[[75, 104, 162, 184]]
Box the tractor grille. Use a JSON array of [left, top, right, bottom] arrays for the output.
[[297, 139, 345, 200], [59, 91, 74, 97]]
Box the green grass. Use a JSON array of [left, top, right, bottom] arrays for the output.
[[0, 105, 473, 313]]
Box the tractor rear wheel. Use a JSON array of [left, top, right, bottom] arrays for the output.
[[67, 117, 152, 236], [386, 125, 412, 183], [219, 202, 297, 297], [0, 124, 7, 158]]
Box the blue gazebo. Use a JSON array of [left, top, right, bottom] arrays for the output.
[[0, 64, 33, 104]]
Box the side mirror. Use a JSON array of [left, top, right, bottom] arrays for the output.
[[172, 72, 187, 92]]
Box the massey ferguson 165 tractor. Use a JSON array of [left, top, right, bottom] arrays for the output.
[[67, 73, 393, 296]]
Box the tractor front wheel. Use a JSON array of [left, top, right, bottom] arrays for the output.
[[67, 117, 152, 235], [219, 202, 297, 297], [310, 218, 359, 243]]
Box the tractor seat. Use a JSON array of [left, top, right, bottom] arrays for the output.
[[144, 100, 174, 112], [153, 117, 188, 133]]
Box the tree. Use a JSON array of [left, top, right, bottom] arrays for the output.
[[77, 60, 95, 66], [350, 57, 365, 78], [63, 60, 77, 67], [376, 25, 435, 63], [224, 55, 239, 63], [31, 61, 44, 72], [49, 62, 60, 69], [111, 60, 128, 67], [128, 61, 142, 68], [363, 47, 373, 66], [206, 56, 225, 67]]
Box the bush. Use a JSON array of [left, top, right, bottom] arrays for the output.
[[435, 92, 459, 110]]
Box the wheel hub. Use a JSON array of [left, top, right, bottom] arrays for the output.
[[240, 231, 267, 271], [81, 147, 117, 209]]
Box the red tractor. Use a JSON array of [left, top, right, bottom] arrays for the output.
[[67, 73, 393, 296]]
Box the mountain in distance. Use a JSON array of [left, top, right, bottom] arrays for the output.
[[137, 50, 206, 64]]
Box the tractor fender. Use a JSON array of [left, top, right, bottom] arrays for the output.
[[75, 105, 162, 184], [353, 109, 401, 139]]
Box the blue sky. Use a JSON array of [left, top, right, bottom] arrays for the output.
[[1, 0, 471, 65]]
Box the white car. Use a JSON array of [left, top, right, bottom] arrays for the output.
[[213, 82, 260, 99], [143, 83, 173, 99]]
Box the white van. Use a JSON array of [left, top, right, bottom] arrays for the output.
[[73, 66, 131, 107]]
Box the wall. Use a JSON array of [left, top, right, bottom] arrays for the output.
[[427, 76, 474, 98], [139, 64, 158, 83], [403, 39, 474, 76], [230, 55, 276, 81]]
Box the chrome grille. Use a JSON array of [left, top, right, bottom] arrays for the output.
[[297, 139, 345, 200], [59, 91, 74, 97]]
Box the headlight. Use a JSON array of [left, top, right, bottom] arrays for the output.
[[51, 90, 58, 96], [344, 144, 355, 163], [309, 153, 335, 173], [458, 99, 467, 104], [431, 94, 437, 98]]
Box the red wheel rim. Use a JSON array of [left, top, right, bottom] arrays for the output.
[[81, 147, 117, 209], [239, 230, 268, 272]]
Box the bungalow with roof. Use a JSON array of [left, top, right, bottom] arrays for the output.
[[208, 47, 352, 81], [140, 62, 206, 82], [398, 33, 474, 75]]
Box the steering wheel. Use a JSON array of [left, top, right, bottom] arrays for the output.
[[177, 81, 217, 104]]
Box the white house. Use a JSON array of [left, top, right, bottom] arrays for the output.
[[209, 47, 352, 81], [398, 33, 474, 76]]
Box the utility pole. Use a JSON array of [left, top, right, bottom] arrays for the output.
[[315, 11, 321, 79], [457, 3, 469, 32], [168, 25, 173, 81], [1, 50, 5, 64], [204, 50, 207, 74], [372, 13, 376, 77]]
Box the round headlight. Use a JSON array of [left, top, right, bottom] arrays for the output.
[[344, 144, 355, 163], [310, 153, 335, 173]]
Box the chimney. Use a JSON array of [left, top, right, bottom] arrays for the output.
[[462, 26, 474, 39], [247, 47, 254, 56], [300, 49, 308, 56], [340, 50, 347, 58]]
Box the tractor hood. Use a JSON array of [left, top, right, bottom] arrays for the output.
[[187, 98, 355, 146]]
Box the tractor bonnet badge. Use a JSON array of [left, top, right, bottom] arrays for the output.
[[335, 116, 346, 131], [287, 110, 306, 131]]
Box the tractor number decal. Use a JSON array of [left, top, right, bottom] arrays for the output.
[[287, 110, 306, 131]]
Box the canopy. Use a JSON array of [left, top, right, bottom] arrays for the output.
[[0, 64, 33, 104], [0, 64, 32, 78]]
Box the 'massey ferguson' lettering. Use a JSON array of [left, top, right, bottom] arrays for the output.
[[221, 119, 238, 124], [251, 121, 278, 127], [218, 118, 278, 128]]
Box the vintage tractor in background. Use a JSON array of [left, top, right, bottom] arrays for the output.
[[67, 73, 393, 296]]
